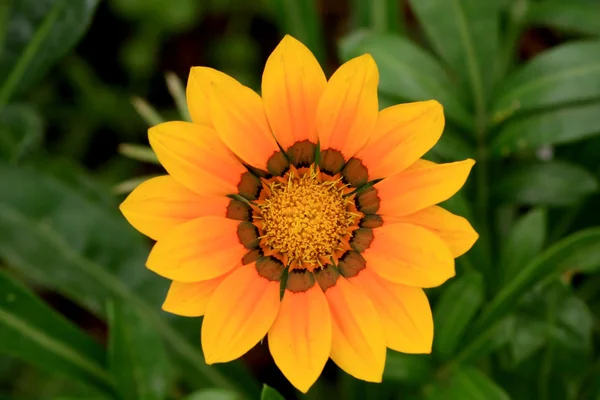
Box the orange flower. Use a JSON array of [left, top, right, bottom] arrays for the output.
[[120, 35, 478, 393]]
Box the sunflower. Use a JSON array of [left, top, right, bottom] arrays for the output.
[[120, 35, 478, 393]]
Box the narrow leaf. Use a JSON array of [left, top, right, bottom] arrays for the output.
[[526, 0, 600, 36], [0, 0, 99, 104], [499, 208, 546, 286], [384, 352, 432, 384], [183, 389, 240, 400], [433, 272, 485, 357], [108, 302, 171, 400], [118, 143, 160, 165], [472, 227, 600, 337], [339, 31, 472, 129], [407, 0, 501, 108], [264, 0, 326, 66], [492, 40, 600, 123], [0, 104, 43, 163], [429, 366, 510, 400], [349, 0, 404, 34], [493, 161, 598, 206], [0, 270, 113, 394], [260, 385, 285, 400], [491, 102, 600, 157]]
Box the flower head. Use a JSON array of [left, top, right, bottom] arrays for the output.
[[120, 35, 478, 393]]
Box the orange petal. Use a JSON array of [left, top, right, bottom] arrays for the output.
[[202, 263, 280, 363], [119, 175, 229, 241], [146, 217, 246, 282], [186, 67, 239, 126], [208, 76, 280, 171], [363, 223, 455, 288], [376, 158, 475, 217], [148, 121, 246, 196], [326, 277, 385, 382], [162, 274, 228, 317], [348, 268, 433, 353], [384, 206, 478, 258], [262, 35, 326, 150], [316, 55, 379, 160], [354, 101, 444, 180], [268, 285, 331, 393]]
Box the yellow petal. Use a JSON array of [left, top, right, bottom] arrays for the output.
[[148, 121, 247, 196], [384, 206, 478, 258], [316, 54, 379, 161], [363, 223, 455, 288], [268, 285, 331, 393], [354, 101, 445, 180], [202, 263, 280, 363], [119, 175, 229, 241], [146, 217, 246, 282], [186, 67, 238, 126], [262, 35, 326, 150], [162, 275, 228, 317], [349, 268, 433, 353], [208, 76, 280, 171], [376, 158, 475, 217], [326, 277, 385, 382]]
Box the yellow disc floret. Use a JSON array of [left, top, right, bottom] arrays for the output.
[[257, 168, 360, 266]]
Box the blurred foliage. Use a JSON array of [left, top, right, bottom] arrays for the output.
[[2, 0, 600, 399]]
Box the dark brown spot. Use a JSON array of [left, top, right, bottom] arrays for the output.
[[267, 151, 290, 177], [337, 251, 366, 278], [237, 171, 262, 200], [237, 221, 260, 249], [314, 264, 341, 291], [342, 157, 369, 187], [286, 268, 316, 293], [320, 149, 346, 175], [360, 214, 383, 229], [256, 256, 285, 281], [287, 140, 317, 168], [350, 228, 374, 252], [226, 199, 252, 221], [355, 186, 380, 214], [242, 248, 263, 265]]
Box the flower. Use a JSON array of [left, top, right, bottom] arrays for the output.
[[120, 34, 478, 393]]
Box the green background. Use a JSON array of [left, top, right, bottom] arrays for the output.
[[1, 0, 600, 399]]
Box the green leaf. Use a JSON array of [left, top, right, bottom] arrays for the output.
[[526, 0, 600, 36], [407, 0, 501, 110], [0, 270, 113, 394], [0, 104, 43, 162], [427, 128, 475, 162], [349, 0, 404, 34], [491, 102, 600, 157], [471, 227, 600, 339], [383, 352, 433, 384], [264, 0, 326, 66], [260, 385, 285, 400], [0, 163, 257, 397], [450, 315, 516, 365], [428, 366, 510, 400], [492, 40, 600, 123], [183, 389, 240, 400], [339, 31, 472, 129], [0, 0, 99, 104], [118, 143, 160, 165], [493, 161, 598, 206], [499, 208, 546, 286], [107, 302, 171, 400], [433, 272, 485, 357]]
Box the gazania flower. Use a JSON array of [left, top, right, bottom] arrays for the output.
[[120, 35, 477, 392]]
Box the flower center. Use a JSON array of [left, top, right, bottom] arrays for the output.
[[255, 166, 361, 268]]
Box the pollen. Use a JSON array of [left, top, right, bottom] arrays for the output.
[[256, 167, 361, 268]]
